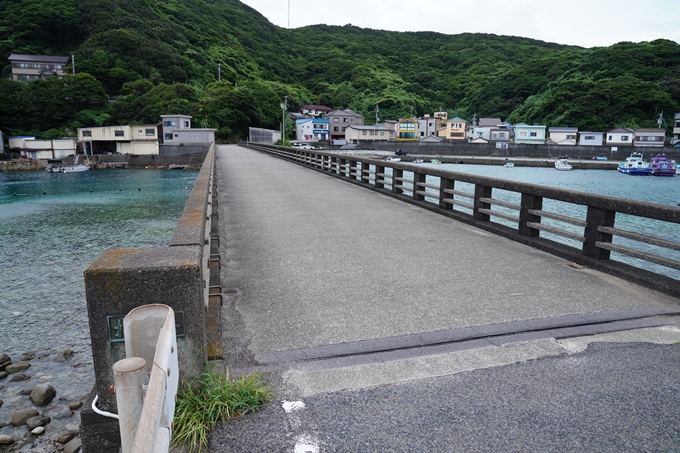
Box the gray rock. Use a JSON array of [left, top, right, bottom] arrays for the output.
[[53, 348, 75, 362], [0, 353, 10, 369], [11, 408, 39, 426], [44, 406, 73, 419], [5, 362, 31, 373], [63, 437, 82, 453], [68, 401, 83, 410], [30, 383, 57, 406], [21, 352, 36, 361], [20, 385, 36, 395], [26, 415, 51, 429], [57, 430, 80, 444], [0, 434, 13, 445], [0, 371, 7, 380], [31, 426, 45, 435], [8, 373, 30, 382], [0, 399, 3, 408]]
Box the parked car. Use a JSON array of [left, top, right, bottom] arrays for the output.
[[340, 144, 357, 150], [292, 143, 313, 149], [395, 149, 410, 156]]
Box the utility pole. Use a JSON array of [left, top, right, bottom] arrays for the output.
[[217, 63, 221, 82], [280, 95, 288, 144]]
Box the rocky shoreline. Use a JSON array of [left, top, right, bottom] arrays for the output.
[[0, 350, 94, 453]]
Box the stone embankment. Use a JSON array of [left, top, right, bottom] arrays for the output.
[[0, 160, 47, 172], [0, 350, 91, 453]]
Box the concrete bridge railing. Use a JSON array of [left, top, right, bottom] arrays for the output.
[[242, 142, 680, 297], [80, 143, 221, 452]]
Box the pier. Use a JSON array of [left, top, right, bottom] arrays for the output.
[[80, 143, 680, 451]]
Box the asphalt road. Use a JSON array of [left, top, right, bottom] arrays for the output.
[[210, 340, 680, 452]]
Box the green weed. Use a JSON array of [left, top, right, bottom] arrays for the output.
[[171, 366, 273, 453]]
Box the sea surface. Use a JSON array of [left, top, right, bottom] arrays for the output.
[[400, 163, 680, 279], [0, 169, 199, 358]]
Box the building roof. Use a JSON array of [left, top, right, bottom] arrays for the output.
[[607, 127, 634, 133], [579, 131, 603, 135], [447, 117, 468, 123], [346, 125, 391, 131], [634, 128, 665, 133], [301, 104, 332, 111], [161, 114, 192, 119], [8, 53, 70, 63], [296, 118, 313, 124], [479, 118, 502, 127], [549, 127, 578, 132], [326, 109, 363, 117], [515, 123, 546, 128]]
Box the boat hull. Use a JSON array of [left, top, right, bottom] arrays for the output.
[[617, 167, 652, 175]]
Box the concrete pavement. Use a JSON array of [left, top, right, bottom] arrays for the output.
[[212, 144, 680, 451]]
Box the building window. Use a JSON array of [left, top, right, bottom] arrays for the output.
[[362, 130, 367, 135], [520, 132, 527, 137], [566, 134, 576, 139], [165, 134, 172, 140], [184, 121, 189, 127], [115, 131, 124, 137], [608, 135, 613, 140], [166, 121, 176, 126], [584, 135, 595, 140], [341, 127, 346, 131], [82, 131, 92, 137], [530, 132, 537, 137], [621, 135, 629, 141], [334, 126, 339, 132], [380, 132, 384, 136], [146, 129, 155, 136], [334, 118, 339, 122]]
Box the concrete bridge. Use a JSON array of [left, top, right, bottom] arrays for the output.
[[81, 143, 680, 451]]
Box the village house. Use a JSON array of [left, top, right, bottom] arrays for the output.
[[605, 128, 635, 147], [514, 123, 546, 145], [160, 115, 216, 146], [345, 124, 393, 143], [396, 118, 419, 141], [325, 109, 364, 142], [295, 117, 329, 142], [578, 131, 605, 146], [548, 127, 578, 145], [8, 54, 70, 81], [633, 128, 665, 147], [300, 105, 332, 117], [441, 117, 468, 140], [673, 113, 680, 145], [417, 115, 440, 138], [77, 124, 160, 155]]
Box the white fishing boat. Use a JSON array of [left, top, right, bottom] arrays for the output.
[[503, 162, 515, 168], [60, 164, 90, 173], [554, 156, 573, 171]]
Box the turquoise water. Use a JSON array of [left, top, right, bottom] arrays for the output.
[[0, 169, 198, 357]]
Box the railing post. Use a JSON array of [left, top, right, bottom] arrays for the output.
[[440, 177, 454, 210], [583, 206, 616, 259], [112, 357, 146, 453], [413, 172, 426, 201], [360, 162, 370, 184], [519, 193, 543, 237], [330, 156, 338, 174], [349, 160, 358, 180], [376, 164, 386, 189], [392, 167, 404, 195], [473, 184, 492, 221]]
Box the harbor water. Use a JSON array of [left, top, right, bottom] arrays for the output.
[[0, 169, 198, 359]]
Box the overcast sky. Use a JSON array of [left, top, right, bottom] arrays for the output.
[[240, 0, 680, 48]]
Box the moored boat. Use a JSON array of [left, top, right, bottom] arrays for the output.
[[431, 159, 441, 164], [649, 154, 676, 177], [617, 152, 652, 175], [503, 162, 515, 168], [554, 156, 573, 171], [60, 164, 90, 173]]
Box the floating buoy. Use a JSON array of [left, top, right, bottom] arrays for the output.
[[13, 193, 17, 196], [42, 191, 46, 195], [90, 190, 93, 193], [138, 188, 141, 191], [119, 188, 122, 191], [185, 187, 188, 190]]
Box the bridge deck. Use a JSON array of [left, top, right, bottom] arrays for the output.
[[216, 145, 678, 364]]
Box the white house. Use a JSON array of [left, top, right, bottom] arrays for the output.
[[548, 127, 578, 145], [578, 132, 605, 146], [78, 125, 160, 155], [345, 125, 392, 143], [673, 113, 680, 145], [161, 115, 216, 146], [606, 128, 635, 147]]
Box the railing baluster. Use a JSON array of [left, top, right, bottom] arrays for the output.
[[519, 193, 543, 237], [474, 184, 492, 221], [413, 172, 426, 201], [584, 206, 616, 260]]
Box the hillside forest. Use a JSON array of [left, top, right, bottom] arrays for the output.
[[1, 0, 679, 141]]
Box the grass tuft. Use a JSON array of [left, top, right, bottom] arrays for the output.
[[171, 365, 273, 452]]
